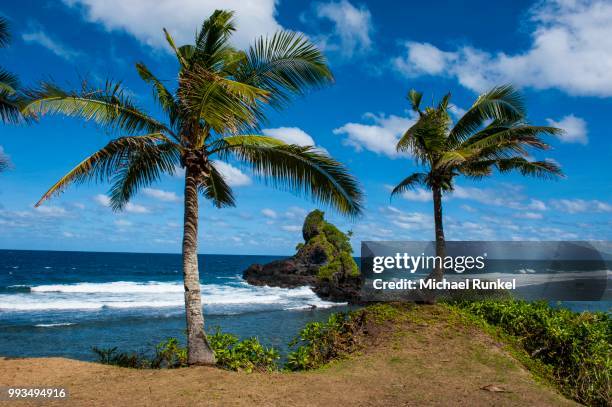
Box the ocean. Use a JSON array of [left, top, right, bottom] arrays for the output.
[[0, 250, 348, 360]]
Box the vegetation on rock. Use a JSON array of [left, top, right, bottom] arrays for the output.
[[296, 210, 359, 281]]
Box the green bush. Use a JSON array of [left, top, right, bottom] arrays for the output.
[[286, 310, 365, 371], [209, 328, 279, 372], [92, 346, 150, 369], [452, 300, 611, 406], [93, 330, 279, 372]]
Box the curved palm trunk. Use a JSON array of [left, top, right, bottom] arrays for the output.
[[182, 166, 215, 365], [431, 185, 446, 280]]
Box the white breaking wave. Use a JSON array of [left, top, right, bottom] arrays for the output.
[[31, 281, 185, 294], [34, 323, 76, 327], [0, 280, 344, 312]]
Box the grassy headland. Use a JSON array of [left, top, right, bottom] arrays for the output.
[[2, 302, 595, 406]]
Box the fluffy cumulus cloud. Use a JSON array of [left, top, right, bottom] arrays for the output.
[[142, 188, 180, 202], [546, 115, 588, 144], [62, 0, 282, 49], [333, 112, 417, 158], [212, 161, 251, 187], [392, 0, 612, 96], [314, 0, 373, 57], [262, 127, 316, 146]]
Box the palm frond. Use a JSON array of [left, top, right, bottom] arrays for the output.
[[35, 133, 178, 207], [0, 17, 10, 48], [233, 31, 333, 108], [0, 91, 24, 124], [200, 161, 236, 208], [0, 68, 18, 94], [178, 65, 269, 135], [407, 89, 422, 113], [135, 62, 179, 129], [163, 28, 189, 69], [109, 141, 181, 210], [448, 84, 525, 146], [24, 81, 173, 137], [390, 173, 428, 198], [192, 10, 236, 69], [495, 157, 563, 179], [218, 135, 362, 216]]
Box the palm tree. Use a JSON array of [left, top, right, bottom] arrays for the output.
[[24, 10, 362, 365], [391, 85, 562, 281], [0, 16, 23, 125]]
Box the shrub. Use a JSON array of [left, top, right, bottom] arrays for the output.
[[92, 346, 149, 369], [451, 300, 611, 406], [93, 330, 278, 372], [286, 310, 365, 371], [151, 337, 188, 368], [209, 328, 279, 372]]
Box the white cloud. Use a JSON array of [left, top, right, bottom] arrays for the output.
[[263, 127, 316, 146], [399, 188, 431, 202], [22, 28, 79, 60], [143, 188, 180, 202], [33, 206, 68, 217], [546, 115, 588, 144], [93, 194, 149, 213], [281, 225, 302, 232], [393, 42, 456, 76], [63, 0, 282, 50], [551, 199, 612, 213], [284, 206, 308, 219], [527, 199, 547, 211], [514, 211, 544, 220], [392, 0, 612, 96], [114, 219, 133, 227], [315, 0, 373, 57], [213, 161, 251, 187], [334, 112, 416, 158], [94, 194, 111, 207], [261, 208, 277, 219], [125, 202, 150, 214]]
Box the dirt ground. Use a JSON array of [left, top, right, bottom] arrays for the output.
[[0, 306, 575, 407]]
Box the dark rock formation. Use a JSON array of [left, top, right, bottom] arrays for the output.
[[243, 210, 362, 303]]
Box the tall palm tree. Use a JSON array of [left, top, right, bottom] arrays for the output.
[[24, 10, 362, 365], [0, 16, 23, 126], [391, 85, 563, 281]]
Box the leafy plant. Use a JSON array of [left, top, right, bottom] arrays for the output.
[[451, 300, 611, 406], [151, 337, 188, 368], [209, 328, 279, 372], [285, 311, 365, 371], [92, 346, 149, 369]]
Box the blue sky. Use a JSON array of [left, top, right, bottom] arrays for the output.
[[0, 0, 610, 255]]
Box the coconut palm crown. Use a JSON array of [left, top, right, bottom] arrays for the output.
[[391, 85, 563, 279], [23, 10, 362, 365]]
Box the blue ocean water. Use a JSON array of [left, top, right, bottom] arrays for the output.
[[0, 250, 348, 360]]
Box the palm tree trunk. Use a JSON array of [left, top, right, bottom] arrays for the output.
[[431, 185, 446, 280], [182, 166, 215, 366]]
